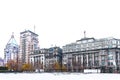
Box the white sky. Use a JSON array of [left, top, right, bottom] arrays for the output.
[[0, 0, 120, 58]]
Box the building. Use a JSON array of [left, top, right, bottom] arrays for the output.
[[19, 30, 39, 64], [4, 33, 19, 64], [0, 58, 4, 66], [29, 48, 48, 72], [45, 46, 62, 71], [62, 37, 120, 72], [29, 46, 62, 72]]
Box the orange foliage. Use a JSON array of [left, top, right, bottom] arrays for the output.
[[6, 60, 18, 71], [22, 63, 33, 71]]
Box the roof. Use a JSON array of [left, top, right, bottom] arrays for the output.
[[20, 30, 38, 36], [6, 33, 18, 46], [76, 37, 95, 42]]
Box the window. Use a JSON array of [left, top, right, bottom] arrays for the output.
[[101, 56, 105, 60], [88, 54, 92, 59], [108, 62, 113, 66], [108, 56, 113, 60], [94, 61, 99, 66], [108, 52, 113, 55], [95, 57, 98, 60], [94, 53, 99, 57], [86, 44, 88, 47], [108, 62, 110, 66], [111, 62, 113, 65], [100, 50, 105, 55], [117, 41, 120, 47], [101, 61, 105, 66], [112, 40, 116, 44], [34, 44, 37, 49], [82, 40, 87, 43], [81, 44, 83, 47], [88, 61, 92, 66]]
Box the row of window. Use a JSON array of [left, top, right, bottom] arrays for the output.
[[63, 45, 117, 52], [63, 39, 120, 53]]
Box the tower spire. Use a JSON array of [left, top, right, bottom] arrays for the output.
[[34, 25, 35, 33], [11, 32, 14, 38], [84, 31, 86, 38]]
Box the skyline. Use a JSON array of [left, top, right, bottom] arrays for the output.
[[1, 0, 120, 58]]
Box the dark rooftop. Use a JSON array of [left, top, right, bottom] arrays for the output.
[[76, 37, 95, 42], [20, 30, 38, 36]]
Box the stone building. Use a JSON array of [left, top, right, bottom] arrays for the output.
[[4, 33, 19, 64], [0, 58, 4, 66], [29, 46, 62, 72], [29, 48, 48, 72], [19, 30, 39, 64], [62, 37, 120, 72], [45, 47, 62, 71]]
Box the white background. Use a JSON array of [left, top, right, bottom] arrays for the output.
[[0, 73, 120, 80], [0, 0, 120, 58]]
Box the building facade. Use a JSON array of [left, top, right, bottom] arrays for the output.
[[19, 30, 39, 64], [45, 47, 62, 71], [62, 37, 120, 72], [4, 33, 19, 64], [29, 47, 62, 72], [0, 58, 4, 66], [29, 48, 48, 72]]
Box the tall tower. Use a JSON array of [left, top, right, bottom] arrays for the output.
[[19, 30, 39, 64], [4, 33, 19, 64]]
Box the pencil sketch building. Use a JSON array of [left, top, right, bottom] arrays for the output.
[[0, 58, 4, 66], [19, 30, 39, 64], [29, 47, 62, 72], [4, 33, 19, 64], [29, 48, 48, 72], [45, 47, 62, 71], [62, 37, 120, 72]]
